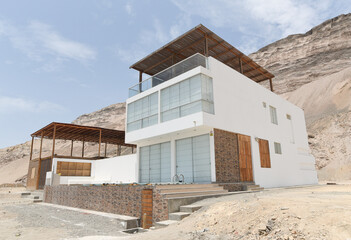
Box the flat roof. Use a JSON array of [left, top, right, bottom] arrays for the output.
[[130, 24, 274, 83], [31, 122, 134, 146]]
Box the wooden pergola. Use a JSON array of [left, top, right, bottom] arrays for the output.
[[29, 122, 135, 162], [130, 24, 275, 91]]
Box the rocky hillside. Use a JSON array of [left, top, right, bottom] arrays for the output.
[[251, 13, 351, 95], [1, 14, 351, 184], [251, 14, 351, 181]]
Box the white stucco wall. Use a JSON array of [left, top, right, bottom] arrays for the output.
[[125, 55, 318, 188], [94, 154, 137, 183], [204, 57, 317, 188], [51, 154, 137, 185]]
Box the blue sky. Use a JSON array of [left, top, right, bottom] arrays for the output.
[[1, 0, 351, 148]]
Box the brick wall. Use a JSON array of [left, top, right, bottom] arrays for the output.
[[44, 185, 169, 223], [214, 128, 241, 183]]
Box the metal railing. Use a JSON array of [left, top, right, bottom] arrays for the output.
[[129, 53, 208, 97]]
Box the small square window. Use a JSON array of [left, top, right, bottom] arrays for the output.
[[274, 142, 282, 154], [286, 114, 291, 120], [270, 106, 278, 125]]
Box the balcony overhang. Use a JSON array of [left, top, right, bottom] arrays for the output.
[[130, 24, 275, 91]]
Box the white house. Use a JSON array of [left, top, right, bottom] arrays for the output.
[[125, 24, 318, 188]]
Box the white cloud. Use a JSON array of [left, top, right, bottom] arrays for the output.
[[29, 21, 96, 62], [0, 19, 96, 70], [125, 2, 133, 16], [0, 96, 65, 114], [171, 0, 341, 53]]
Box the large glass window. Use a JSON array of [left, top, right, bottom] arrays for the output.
[[161, 74, 214, 122], [127, 92, 158, 132], [139, 142, 171, 183], [176, 134, 211, 183]]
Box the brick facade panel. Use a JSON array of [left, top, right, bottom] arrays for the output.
[[214, 128, 241, 183]]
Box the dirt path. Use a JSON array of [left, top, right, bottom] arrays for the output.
[[127, 184, 351, 240], [1, 185, 351, 240]]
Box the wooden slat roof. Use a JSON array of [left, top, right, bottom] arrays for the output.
[[31, 122, 134, 146], [130, 24, 274, 83]]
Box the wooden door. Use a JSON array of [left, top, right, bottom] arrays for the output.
[[238, 134, 253, 182], [141, 189, 153, 229], [259, 139, 271, 168], [38, 158, 52, 189]]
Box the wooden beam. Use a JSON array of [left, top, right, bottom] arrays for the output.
[[269, 78, 274, 92], [36, 132, 44, 190], [29, 136, 34, 161], [98, 129, 102, 158], [39, 132, 44, 160], [117, 145, 122, 156], [139, 71, 143, 83], [143, 55, 173, 73], [239, 58, 243, 74], [104, 143, 107, 158], [196, 28, 273, 80], [70, 140, 74, 157], [82, 140, 85, 158], [51, 124, 57, 160], [204, 34, 208, 57]]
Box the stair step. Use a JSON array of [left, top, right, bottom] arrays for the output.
[[156, 184, 219, 189], [155, 220, 178, 228], [180, 205, 202, 213], [169, 212, 191, 221], [163, 190, 228, 198], [159, 187, 224, 193], [248, 187, 264, 191]]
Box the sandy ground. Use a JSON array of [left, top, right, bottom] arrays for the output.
[[1, 185, 351, 240]]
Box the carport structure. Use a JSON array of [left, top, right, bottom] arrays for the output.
[[27, 122, 135, 190]]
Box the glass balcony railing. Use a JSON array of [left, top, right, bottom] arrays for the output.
[[129, 53, 208, 97]]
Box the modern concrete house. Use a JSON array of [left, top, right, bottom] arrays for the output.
[[30, 24, 317, 228], [125, 24, 318, 189]]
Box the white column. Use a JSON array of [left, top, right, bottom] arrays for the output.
[[209, 129, 216, 182], [135, 146, 140, 183], [170, 139, 176, 181]]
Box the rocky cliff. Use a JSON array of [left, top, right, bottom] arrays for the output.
[[251, 13, 351, 95]]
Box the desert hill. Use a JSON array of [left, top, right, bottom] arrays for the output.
[[1, 14, 351, 184]]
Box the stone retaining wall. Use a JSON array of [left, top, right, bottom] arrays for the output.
[[44, 185, 169, 223]]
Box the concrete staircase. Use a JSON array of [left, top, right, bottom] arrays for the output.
[[243, 184, 264, 192], [155, 184, 230, 227], [21, 191, 44, 203], [157, 183, 229, 199], [156, 204, 202, 227]]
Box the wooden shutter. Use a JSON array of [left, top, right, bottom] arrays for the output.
[[56, 161, 91, 176], [259, 139, 271, 168]]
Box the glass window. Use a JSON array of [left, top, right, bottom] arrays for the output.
[[274, 142, 282, 154], [270, 106, 278, 125], [127, 92, 158, 132], [161, 74, 214, 123], [139, 142, 171, 183]]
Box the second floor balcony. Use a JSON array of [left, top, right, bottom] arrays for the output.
[[129, 53, 208, 97]]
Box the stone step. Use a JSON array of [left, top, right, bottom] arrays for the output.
[[156, 184, 219, 189], [163, 190, 228, 198], [159, 186, 225, 193], [180, 205, 202, 213], [169, 212, 191, 221], [155, 220, 178, 228], [248, 187, 264, 192]]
